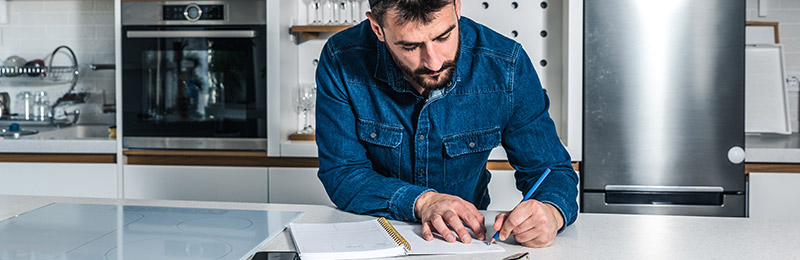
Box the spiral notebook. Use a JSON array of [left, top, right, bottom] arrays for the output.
[[289, 218, 504, 260]]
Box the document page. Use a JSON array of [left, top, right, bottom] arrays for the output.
[[395, 225, 505, 255]]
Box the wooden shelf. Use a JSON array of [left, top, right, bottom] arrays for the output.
[[290, 25, 353, 40]]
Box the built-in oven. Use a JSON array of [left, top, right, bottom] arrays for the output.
[[121, 0, 266, 150]]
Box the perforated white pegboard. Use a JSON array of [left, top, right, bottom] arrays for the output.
[[462, 0, 564, 136], [291, 0, 566, 136]]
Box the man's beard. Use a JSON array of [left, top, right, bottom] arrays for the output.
[[387, 37, 460, 91]]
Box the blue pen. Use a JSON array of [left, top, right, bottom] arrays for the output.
[[489, 168, 551, 245]]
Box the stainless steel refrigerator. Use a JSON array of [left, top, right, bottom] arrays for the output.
[[582, 0, 746, 217]]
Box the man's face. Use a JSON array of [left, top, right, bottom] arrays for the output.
[[373, 4, 461, 91]]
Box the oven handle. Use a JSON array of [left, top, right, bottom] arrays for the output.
[[126, 30, 256, 38]]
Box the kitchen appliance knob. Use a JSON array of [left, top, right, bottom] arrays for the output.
[[727, 146, 745, 164], [184, 4, 203, 22]]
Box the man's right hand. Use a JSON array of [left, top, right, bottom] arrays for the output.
[[414, 191, 486, 244]]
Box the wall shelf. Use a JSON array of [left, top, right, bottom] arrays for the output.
[[290, 25, 353, 40]]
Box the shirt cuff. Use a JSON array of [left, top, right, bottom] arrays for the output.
[[389, 185, 435, 222]]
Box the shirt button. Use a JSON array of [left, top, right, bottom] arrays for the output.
[[419, 135, 425, 140], [370, 132, 377, 138], [418, 169, 424, 174], [469, 142, 476, 148]]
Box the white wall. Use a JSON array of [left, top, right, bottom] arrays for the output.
[[0, 0, 114, 125]]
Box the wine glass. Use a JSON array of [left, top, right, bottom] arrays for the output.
[[324, 0, 336, 25], [311, 0, 323, 25], [349, 0, 361, 24], [295, 84, 317, 134], [338, 0, 350, 25]]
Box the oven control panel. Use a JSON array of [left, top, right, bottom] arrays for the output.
[[163, 4, 224, 21]]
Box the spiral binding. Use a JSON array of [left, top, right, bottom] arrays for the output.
[[377, 217, 411, 251]]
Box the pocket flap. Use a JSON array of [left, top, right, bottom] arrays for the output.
[[443, 127, 501, 157], [357, 119, 403, 148]]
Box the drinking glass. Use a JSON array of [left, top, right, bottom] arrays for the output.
[[295, 84, 316, 134]]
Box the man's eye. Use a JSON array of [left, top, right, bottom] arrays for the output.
[[436, 35, 451, 42], [402, 46, 418, 51]]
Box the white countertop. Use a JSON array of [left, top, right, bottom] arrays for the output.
[[746, 132, 800, 163], [0, 125, 116, 154], [2, 195, 798, 259]]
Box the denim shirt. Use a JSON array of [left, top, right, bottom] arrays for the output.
[[315, 17, 578, 228]]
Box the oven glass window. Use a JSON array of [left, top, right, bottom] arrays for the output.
[[122, 27, 266, 138]]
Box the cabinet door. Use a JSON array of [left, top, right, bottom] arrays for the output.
[[268, 167, 334, 207], [123, 165, 268, 203], [749, 172, 800, 220], [0, 162, 116, 198]]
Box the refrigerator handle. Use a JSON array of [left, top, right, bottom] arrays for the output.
[[605, 185, 724, 192]]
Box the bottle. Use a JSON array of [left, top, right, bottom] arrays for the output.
[[16, 91, 33, 120], [33, 91, 50, 121]]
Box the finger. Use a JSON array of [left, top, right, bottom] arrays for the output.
[[461, 210, 486, 241], [431, 215, 455, 243], [443, 211, 471, 244], [519, 226, 556, 248], [421, 221, 434, 241], [499, 206, 535, 241], [512, 219, 542, 244], [493, 212, 508, 232]]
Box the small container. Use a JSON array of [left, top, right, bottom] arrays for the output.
[[32, 91, 50, 121], [16, 91, 34, 120]]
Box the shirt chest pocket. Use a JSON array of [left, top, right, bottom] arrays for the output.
[[443, 127, 501, 158], [441, 127, 501, 189], [357, 119, 403, 176]]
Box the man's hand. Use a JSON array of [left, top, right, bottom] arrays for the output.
[[414, 191, 486, 244], [493, 200, 564, 248]]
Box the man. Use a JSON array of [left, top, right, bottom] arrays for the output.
[[315, 0, 578, 248]]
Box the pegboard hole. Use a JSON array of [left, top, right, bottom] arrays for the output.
[[511, 2, 519, 9], [540, 1, 548, 9], [540, 59, 548, 67], [482, 2, 489, 9], [312, 59, 319, 66], [540, 30, 548, 37], [511, 30, 518, 38]]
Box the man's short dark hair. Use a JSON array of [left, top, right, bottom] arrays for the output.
[[369, 0, 453, 27]]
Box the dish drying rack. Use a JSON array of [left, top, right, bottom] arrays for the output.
[[0, 46, 88, 126], [0, 46, 80, 87]]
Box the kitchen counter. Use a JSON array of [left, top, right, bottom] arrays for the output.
[[1, 195, 799, 259], [0, 125, 116, 154], [746, 132, 800, 163]]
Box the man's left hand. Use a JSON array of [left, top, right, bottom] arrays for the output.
[[492, 200, 564, 248]]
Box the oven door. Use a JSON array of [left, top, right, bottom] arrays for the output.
[[122, 26, 266, 150]]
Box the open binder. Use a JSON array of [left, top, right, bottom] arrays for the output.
[[289, 217, 504, 260]]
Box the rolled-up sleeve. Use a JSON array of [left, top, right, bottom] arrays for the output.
[[501, 45, 579, 230], [315, 41, 433, 222]]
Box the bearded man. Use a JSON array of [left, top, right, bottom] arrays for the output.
[[315, 0, 578, 247]]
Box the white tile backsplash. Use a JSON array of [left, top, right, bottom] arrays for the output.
[[0, 0, 114, 125]]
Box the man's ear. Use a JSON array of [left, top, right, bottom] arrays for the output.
[[366, 12, 386, 42], [454, 0, 461, 19]]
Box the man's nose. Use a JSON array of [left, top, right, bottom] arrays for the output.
[[421, 43, 444, 72]]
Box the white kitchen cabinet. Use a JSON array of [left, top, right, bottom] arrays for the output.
[[268, 167, 334, 207], [123, 165, 268, 203], [0, 162, 116, 198], [487, 170, 523, 211], [749, 172, 800, 220]]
